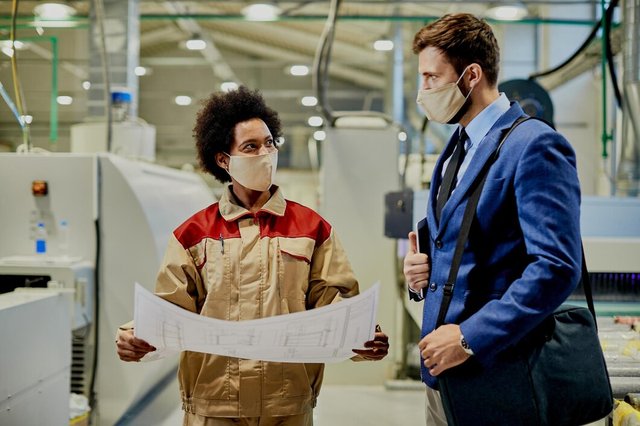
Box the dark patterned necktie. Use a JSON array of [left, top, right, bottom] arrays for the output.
[[435, 128, 468, 223]]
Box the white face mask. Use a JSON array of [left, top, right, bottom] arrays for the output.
[[225, 151, 278, 192], [416, 66, 473, 124]]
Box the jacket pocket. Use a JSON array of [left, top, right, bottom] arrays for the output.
[[277, 238, 314, 312], [263, 362, 313, 399], [482, 177, 506, 193]]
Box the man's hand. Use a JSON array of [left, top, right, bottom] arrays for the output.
[[404, 232, 430, 294], [418, 324, 470, 376], [352, 325, 389, 361], [116, 328, 156, 362]]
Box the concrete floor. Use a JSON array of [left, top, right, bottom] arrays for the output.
[[133, 380, 609, 426], [148, 382, 426, 426]]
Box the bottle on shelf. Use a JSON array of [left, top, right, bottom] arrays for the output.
[[35, 222, 47, 255], [59, 220, 69, 257]]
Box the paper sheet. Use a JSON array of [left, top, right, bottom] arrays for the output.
[[133, 282, 380, 363]]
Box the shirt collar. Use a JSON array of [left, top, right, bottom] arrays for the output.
[[219, 185, 287, 222], [461, 92, 510, 149]]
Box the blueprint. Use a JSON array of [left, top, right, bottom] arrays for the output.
[[133, 282, 380, 363]]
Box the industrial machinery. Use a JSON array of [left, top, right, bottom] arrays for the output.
[[0, 153, 214, 425]]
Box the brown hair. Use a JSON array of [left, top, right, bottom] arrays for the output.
[[193, 86, 282, 183], [412, 13, 500, 87]]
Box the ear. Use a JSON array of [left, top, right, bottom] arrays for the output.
[[466, 63, 483, 88], [215, 152, 229, 170]]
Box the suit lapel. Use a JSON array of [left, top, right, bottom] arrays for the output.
[[436, 103, 525, 233]]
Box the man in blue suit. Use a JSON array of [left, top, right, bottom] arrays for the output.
[[403, 13, 582, 425]]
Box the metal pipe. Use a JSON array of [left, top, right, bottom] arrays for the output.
[[617, 0, 640, 196]]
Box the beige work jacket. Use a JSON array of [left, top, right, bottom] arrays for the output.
[[153, 186, 359, 417]]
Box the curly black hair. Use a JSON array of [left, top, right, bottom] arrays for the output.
[[193, 86, 282, 183]]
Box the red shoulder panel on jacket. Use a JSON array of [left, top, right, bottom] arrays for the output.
[[260, 200, 332, 247], [173, 203, 240, 249]]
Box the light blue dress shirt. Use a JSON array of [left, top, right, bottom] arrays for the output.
[[441, 93, 511, 186]]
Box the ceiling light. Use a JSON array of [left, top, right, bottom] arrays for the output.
[[221, 82, 239, 92], [82, 80, 91, 90], [34, 3, 76, 20], [1, 47, 13, 57], [301, 96, 318, 107], [0, 40, 26, 50], [485, 4, 528, 21], [135, 66, 149, 76], [21, 115, 33, 125], [242, 3, 281, 22], [398, 131, 407, 142], [308, 116, 323, 127], [313, 130, 326, 141], [289, 65, 309, 76], [57, 95, 73, 105], [185, 37, 206, 51], [373, 40, 394, 51], [175, 95, 192, 106]]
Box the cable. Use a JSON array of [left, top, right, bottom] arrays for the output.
[[87, 215, 101, 415], [9, 0, 31, 150], [604, 0, 622, 108], [529, 0, 619, 83], [312, 0, 341, 124]]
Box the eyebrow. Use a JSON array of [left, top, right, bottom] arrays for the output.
[[239, 136, 273, 146]]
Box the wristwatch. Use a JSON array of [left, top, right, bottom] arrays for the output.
[[460, 334, 474, 355]]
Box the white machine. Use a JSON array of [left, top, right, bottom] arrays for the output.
[[0, 153, 214, 425], [0, 289, 73, 426]]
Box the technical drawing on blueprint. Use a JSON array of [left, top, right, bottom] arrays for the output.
[[133, 282, 380, 363]]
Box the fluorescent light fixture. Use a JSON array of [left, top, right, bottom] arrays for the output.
[[33, 3, 77, 27], [313, 130, 326, 141], [57, 95, 73, 105], [21, 115, 33, 124], [135, 66, 148, 76], [242, 3, 281, 21], [82, 80, 91, 90], [398, 131, 407, 142], [1, 40, 26, 50], [1, 47, 13, 57], [301, 96, 318, 107], [221, 82, 239, 92], [485, 4, 528, 21], [175, 95, 192, 106], [289, 65, 309, 76], [308, 116, 323, 127], [185, 38, 206, 50], [373, 40, 394, 51], [34, 3, 76, 20]]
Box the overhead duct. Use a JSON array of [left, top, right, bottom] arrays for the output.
[[88, 0, 140, 118], [617, 0, 640, 196]]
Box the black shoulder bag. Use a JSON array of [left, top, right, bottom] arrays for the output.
[[437, 117, 614, 426]]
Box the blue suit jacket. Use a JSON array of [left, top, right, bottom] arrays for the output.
[[417, 102, 582, 388]]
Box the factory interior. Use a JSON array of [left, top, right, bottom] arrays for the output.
[[1, 0, 639, 425]]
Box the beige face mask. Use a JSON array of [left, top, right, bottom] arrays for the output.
[[416, 66, 473, 124], [226, 151, 278, 192]]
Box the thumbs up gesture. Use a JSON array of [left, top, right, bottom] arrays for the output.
[[403, 232, 430, 294]]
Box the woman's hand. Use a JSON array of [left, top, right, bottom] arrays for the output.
[[115, 328, 156, 362], [352, 325, 390, 361]]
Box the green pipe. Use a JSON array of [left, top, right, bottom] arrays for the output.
[[600, 0, 611, 159], [50, 36, 58, 144], [0, 14, 600, 26]]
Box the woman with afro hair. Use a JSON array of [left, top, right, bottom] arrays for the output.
[[116, 86, 389, 426]]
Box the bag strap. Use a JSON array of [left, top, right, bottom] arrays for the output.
[[435, 116, 531, 327], [435, 115, 596, 328]]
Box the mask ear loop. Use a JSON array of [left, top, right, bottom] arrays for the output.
[[456, 65, 475, 101]]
